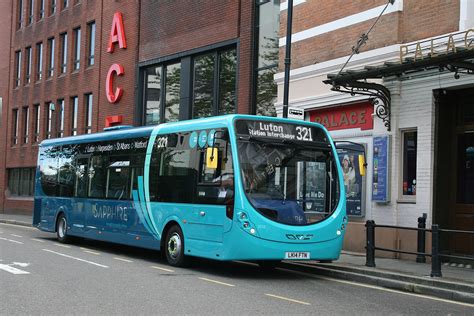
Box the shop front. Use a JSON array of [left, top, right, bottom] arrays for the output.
[[323, 30, 474, 259]]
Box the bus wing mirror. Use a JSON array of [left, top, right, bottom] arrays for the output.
[[206, 148, 218, 169]]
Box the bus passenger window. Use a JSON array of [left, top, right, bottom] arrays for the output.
[[39, 146, 60, 196], [58, 147, 75, 197], [75, 158, 89, 198], [107, 157, 131, 200], [89, 155, 108, 199]]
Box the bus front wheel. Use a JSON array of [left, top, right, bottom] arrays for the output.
[[56, 214, 69, 243], [165, 225, 188, 267]]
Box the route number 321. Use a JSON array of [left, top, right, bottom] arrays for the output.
[[296, 126, 313, 141]]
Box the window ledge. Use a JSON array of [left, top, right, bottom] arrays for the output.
[[396, 198, 416, 204], [6, 196, 34, 201]]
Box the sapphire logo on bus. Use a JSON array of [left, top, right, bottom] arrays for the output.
[[92, 204, 129, 222]]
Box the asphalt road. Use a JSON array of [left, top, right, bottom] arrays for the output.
[[1, 223, 473, 315]]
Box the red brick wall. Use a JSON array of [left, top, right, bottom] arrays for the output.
[[139, 0, 255, 114], [3, 0, 140, 213], [98, 1, 140, 129], [280, 0, 460, 69], [0, 0, 13, 213]]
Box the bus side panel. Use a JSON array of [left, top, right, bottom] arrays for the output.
[[83, 199, 159, 250], [33, 168, 42, 226], [33, 197, 42, 227]]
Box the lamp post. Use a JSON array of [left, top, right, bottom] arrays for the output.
[[282, 0, 293, 118]]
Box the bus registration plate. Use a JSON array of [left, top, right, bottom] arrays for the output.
[[285, 252, 310, 259]]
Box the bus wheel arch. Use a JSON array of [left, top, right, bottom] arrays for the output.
[[162, 221, 189, 267], [55, 212, 69, 243]]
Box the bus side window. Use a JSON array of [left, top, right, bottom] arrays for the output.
[[39, 146, 60, 196], [58, 146, 76, 197], [75, 158, 89, 198], [107, 156, 131, 200], [88, 155, 108, 199], [150, 132, 195, 203], [131, 154, 145, 199]]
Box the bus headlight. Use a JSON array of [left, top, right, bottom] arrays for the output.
[[250, 228, 256, 235]]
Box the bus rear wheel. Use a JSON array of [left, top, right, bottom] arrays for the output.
[[56, 214, 69, 243], [165, 225, 188, 267]]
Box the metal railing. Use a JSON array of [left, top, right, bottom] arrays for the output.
[[365, 216, 474, 277]]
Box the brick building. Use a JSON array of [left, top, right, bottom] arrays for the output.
[[276, 0, 474, 257], [1, 0, 141, 214], [1, 1, 280, 214]]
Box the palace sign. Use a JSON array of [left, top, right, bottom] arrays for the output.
[[400, 29, 473, 63], [309, 102, 373, 131]]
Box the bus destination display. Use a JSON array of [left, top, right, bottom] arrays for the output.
[[236, 120, 327, 143]]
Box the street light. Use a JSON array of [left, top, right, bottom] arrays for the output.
[[282, 0, 293, 119]]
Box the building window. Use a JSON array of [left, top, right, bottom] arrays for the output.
[[192, 48, 236, 118], [59, 32, 67, 74], [33, 104, 40, 142], [17, 0, 23, 29], [22, 106, 29, 144], [73, 27, 81, 71], [61, 0, 68, 10], [164, 63, 181, 122], [71, 96, 78, 135], [85, 93, 92, 133], [12, 109, 19, 145], [47, 37, 55, 78], [8, 168, 35, 197], [15, 50, 22, 87], [401, 130, 417, 197], [36, 42, 43, 81], [254, 0, 280, 116], [144, 62, 182, 125], [38, 0, 44, 20], [57, 99, 64, 137], [46, 101, 54, 139], [25, 46, 32, 84], [144, 66, 162, 125], [143, 47, 237, 125], [28, 0, 34, 24], [87, 21, 95, 66], [50, 0, 56, 15]]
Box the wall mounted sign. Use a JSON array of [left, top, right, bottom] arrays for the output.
[[106, 12, 127, 104], [400, 29, 473, 63], [372, 135, 390, 203], [309, 102, 373, 131], [288, 107, 304, 120]]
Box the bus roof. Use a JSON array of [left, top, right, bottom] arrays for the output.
[[39, 114, 324, 147]]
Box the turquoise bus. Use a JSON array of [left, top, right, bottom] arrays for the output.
[[33, 115, 347, 267]]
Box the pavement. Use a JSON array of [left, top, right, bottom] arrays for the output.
[[2, 212, 473, 304]]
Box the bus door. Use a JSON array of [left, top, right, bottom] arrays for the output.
[[71, 155, 90, 234], [191, 141, 234, 243]]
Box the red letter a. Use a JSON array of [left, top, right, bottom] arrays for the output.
[[107, 12, 127, 53]]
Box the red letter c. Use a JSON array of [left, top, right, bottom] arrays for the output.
[[106, 63, 124, 103]]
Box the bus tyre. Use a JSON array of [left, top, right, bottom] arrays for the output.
[[56, 214, 70, 243], [165, 225, 188, 267]]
